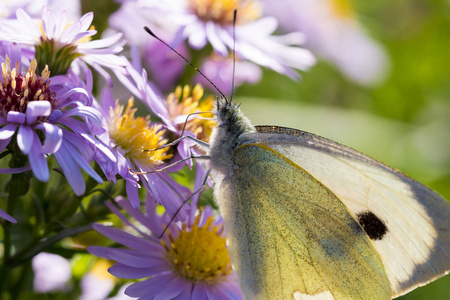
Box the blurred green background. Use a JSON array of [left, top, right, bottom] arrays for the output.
[[84, 0, 450, 299]]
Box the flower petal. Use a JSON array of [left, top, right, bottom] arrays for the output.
[[106, 248, 164, 268], [28, 136, 49, 181], [35, 123, 63, 154], [191, 284, 209, 300], [0, 123, 18, 140], [206, 22, 228, 56], [122, 180, 139, 209], [0, 208, 17, 223], [86, 246, 111, 259], [26, 101, 52, 125], [54, 143, 85, 195], [153, 277, 187, 300], [17, 125, 34, 154], [109, 263, 169, 279], [16, 9, 41, 41], [125, 274, 176, 297], [92, 224, 156, 250], [6, 111, 25, 124]]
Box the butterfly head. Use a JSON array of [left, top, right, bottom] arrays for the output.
[[213, 97, 255, 136]]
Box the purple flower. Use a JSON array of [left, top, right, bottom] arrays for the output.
[[93, 86, 191, 218], [0, 6, 128, 82], [116, 65, 215, 197], [0, 45, 113, 198], [88, 196, 243, 300], [146, 0, 315, 79]]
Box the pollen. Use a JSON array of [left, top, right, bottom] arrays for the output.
[[189, 0, 261, 25], [167, 84, 216, 142], [161, 211, 233, 284], [0, 56, 55, 119], [108, 98, 172, 167]]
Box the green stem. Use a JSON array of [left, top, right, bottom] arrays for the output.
[[9, 224, 92, 267], [11, 262, 31, 300], [0, 190, 16, 296]]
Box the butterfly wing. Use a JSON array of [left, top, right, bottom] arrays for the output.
[[216, 141, 392, 299], [240, 125, 450, 297]]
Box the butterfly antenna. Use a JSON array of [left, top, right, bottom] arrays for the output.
[[159, 170, 211, 238], [144, 27, 227, 100], [229, 9, 237, 104], [180, 111, 213, 137]]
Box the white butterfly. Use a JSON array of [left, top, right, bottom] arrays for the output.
[[207, 98, 450, 300], [143, 24, 450, 300]]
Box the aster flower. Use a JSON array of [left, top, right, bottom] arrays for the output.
[[116, 65, 215, 196], [262, 0, 389, 85], [0, 45, 113, 197], [88, 195, 243, 300], [166, 84, 216, 143], [116, 65, 215, 164], [111, 0, 315, 79], [94, 87, 191, 219], [0, 6, 127, 83], [118, 65, 216, 146]]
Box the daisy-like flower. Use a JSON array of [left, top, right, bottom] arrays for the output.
[[88, 195, 242, 300], [166, 84, 216, 143], [118, 65, 217, 144], [113, 0, 315, 79], [262, 0, 389, 85], [117, 65, 215, 196], [94, 87, 191, 219], [0, 6, 127, 83], [0, 44, 113, 199], [116, 66, 216, 159]]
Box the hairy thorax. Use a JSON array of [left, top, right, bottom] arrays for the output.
[[208, 99, 256, 178]]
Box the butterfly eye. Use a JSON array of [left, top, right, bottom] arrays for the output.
[[356, 211, 388, 240]]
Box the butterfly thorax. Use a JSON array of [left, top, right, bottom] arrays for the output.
[[208, 98, 256, 176]]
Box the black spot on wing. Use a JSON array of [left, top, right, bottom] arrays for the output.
[[356, 211, 388, 240]]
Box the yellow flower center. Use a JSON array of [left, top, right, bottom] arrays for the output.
[[0, 56, 54, 119], [189, 0, 261, 25], [167, 85, 216, 142], [108, 98, 172, 167], [161, 212, 233, 284], [329, 0, 354, 18]]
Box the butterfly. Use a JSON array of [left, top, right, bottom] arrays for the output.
[[207, 97, 450, 299], [143, 25, 450, 300]]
